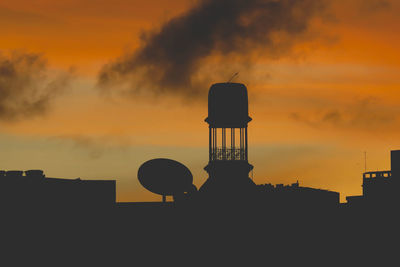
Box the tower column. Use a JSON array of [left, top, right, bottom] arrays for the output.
[[209, 127, 212, 161], [200, 82, 255, 200], [245, 127, 248, 160]]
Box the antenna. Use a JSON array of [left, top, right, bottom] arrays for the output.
[[364, 151, 367, 173], [227, 72, 239, 83]]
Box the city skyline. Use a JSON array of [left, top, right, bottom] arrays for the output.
[[1, 0, 400, 202]]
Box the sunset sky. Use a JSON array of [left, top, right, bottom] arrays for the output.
[[1, 0, 400, 202]]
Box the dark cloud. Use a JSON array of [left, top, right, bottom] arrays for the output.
[[98, 0, 328, 98], [290, 97, 398, 130], [0, 52, 72, 121]]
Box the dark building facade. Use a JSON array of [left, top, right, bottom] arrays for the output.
[[0, 169, 116, 209], [345, 150, 400, 209]]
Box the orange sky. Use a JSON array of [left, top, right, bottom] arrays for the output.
[[1, 0, 400, 202]]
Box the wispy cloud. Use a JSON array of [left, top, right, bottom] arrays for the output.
[[290, 97, 399, 130], [49, 134, 131, 159], [0, 51, 73, 121]]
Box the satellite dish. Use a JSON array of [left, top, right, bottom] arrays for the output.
[[138, 158, 194, 201]]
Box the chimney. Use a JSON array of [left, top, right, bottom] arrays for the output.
[[391, 150, 400, 179]]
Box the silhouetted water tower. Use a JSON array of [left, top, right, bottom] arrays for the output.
[[199, 83, 257, 202]]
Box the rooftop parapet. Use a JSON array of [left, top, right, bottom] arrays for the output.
[[5, 170, 23, 178], [0, 170, 45, 179], [25, 170, 45, 178]]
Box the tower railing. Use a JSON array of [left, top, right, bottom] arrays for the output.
[[211, 148, 245, 161]]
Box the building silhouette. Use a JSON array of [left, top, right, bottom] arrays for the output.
[[345, 150, 400, 209], [0, 169, 115, 209], [258, 181, 339, 210]]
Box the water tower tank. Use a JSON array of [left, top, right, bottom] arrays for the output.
[[205, 83, 252, 128]]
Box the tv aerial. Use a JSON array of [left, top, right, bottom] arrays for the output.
[[227, 72, 239, 83]]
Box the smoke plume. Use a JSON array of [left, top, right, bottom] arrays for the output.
[[0, 52, 71, 121], [98, 0, 327, 98]]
